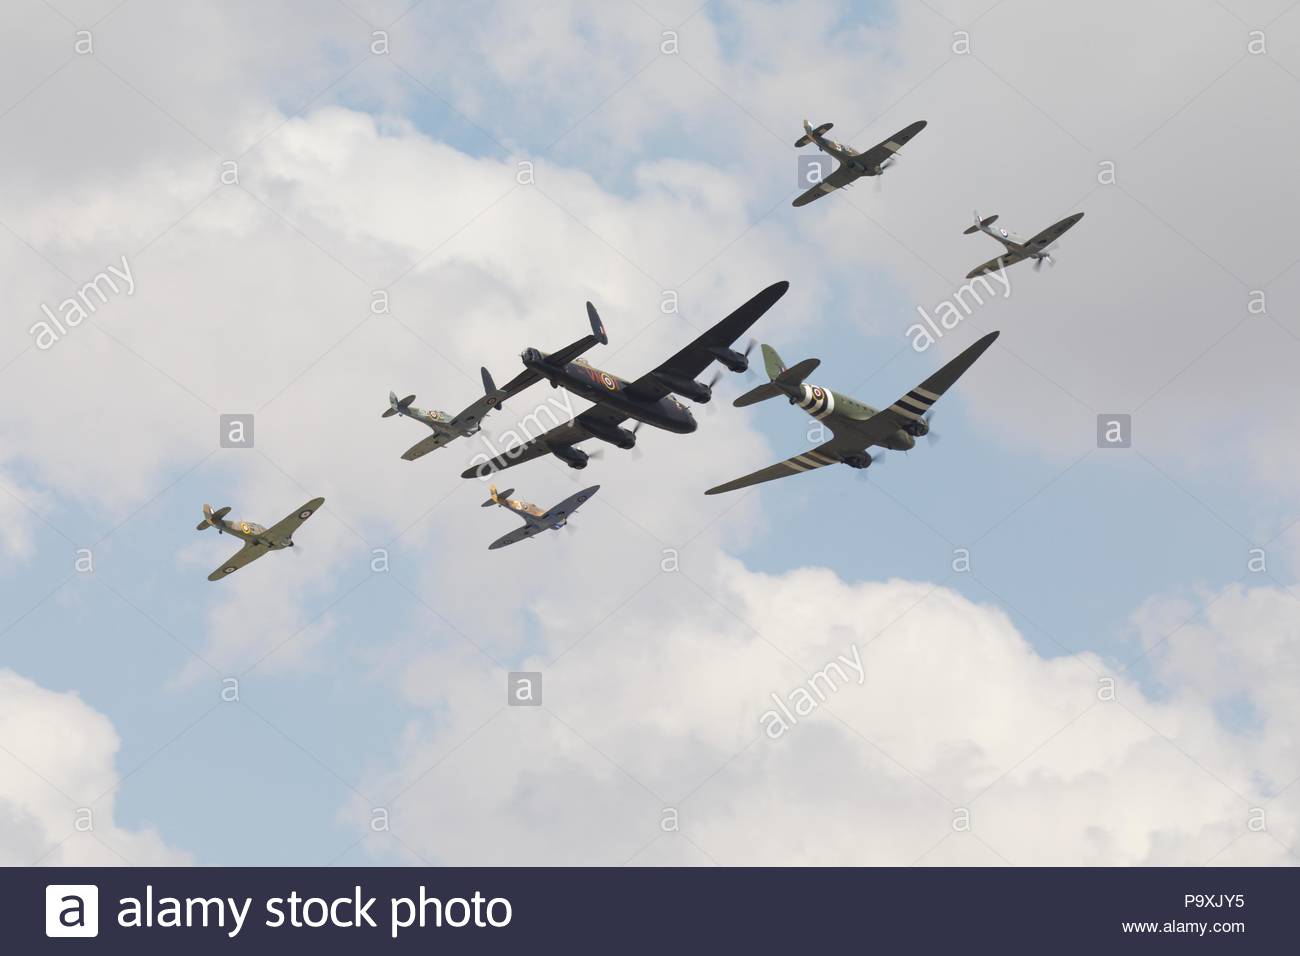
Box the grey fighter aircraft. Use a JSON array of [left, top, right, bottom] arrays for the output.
[[384, 366, 506, 461], [196, 497, 325, 581], [963, 209, 1085, 278], [460, 281, 789, 479], [793, 118, 927, 207], [705, 332, 1000, 495], [482, 483, 599, 550]]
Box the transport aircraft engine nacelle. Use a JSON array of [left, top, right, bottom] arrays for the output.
[[843, 454, 872, 469], [706, 345, 749, 374], [651, 371, 712, 405], [551, 445, 590, 469], [905, 418, 929, 438]]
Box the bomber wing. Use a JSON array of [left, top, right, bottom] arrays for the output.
[[207, 541, 267, 581], [622, 281, 790, 402], [460, 406, 626, 479]]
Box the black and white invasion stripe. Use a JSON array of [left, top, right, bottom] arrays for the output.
[[888, 385, 939, 421], [782, 448, 838, 473]]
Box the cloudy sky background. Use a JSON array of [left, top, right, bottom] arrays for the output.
[[2, 0, 1299, 866]]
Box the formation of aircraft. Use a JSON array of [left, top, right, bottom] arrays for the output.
[[199, 115, 1085, 575], [706, 333, 1000, 495], [460, 281, 789, 478], [963, 210, 1086, 278], [481, 483, 600, 550], [196, 498, 325, 581], [793, 118, 927, 207], [384, 366, 506, 461]]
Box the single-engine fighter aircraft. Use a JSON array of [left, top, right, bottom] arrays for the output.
[[196, 497, 325, 581], [384, 366, 506, 461], [482, 483, 599, 550], [705, 332, 1000, 495], [963, 209, 1085, 278], [460, 281, 789, 479], [792, 118, 927, 207]]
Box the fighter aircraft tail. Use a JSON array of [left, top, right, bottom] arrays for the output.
[[963, 211, 999, 235], [794, 119, 833, 148], [481, 485, 514, 507], [196, 503, 231, 531], [383, 392, 417, 418]]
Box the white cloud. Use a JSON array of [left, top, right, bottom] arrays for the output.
[[0, 669, 189, 865]]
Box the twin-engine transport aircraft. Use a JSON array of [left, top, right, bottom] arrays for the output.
[[196, 497, 325, 580], [792, 118, 927, 207], [461, 281, 790, 478], [963, 210, 1085, 278], [482, 483, 600, 550], [384, 366, 506, 461], [705, 332, 1000, 495]]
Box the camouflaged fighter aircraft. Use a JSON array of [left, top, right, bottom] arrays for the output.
[[793, 118, 927, 207], [705, 332, 1000, 495], [196, 497, 324, 581], [460, 281, 789, 479], [384, 366, 507, 461], [963, 209, 1085, 278], [482, 483, 600, 550]]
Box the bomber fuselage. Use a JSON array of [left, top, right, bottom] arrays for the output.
[[521, 349, 697, 434]]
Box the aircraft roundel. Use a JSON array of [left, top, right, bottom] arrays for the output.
[[223, 566, 236, 574], [812, 386, 824, 400], [600, 372, 616, 390], [299, 509, 314, 519]]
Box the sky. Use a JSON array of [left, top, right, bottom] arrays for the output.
[[1, 0, 1299, 867]]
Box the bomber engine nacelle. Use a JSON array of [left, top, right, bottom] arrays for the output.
[[581, 417, 639, 449], [552, 445, 590, 469], [706, 345, 748, 374], [651, 371, 712, 405]]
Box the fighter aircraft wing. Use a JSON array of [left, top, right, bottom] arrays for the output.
[[792, 162, 863, 207], [704, 435, 860, 495], [262, 497, 326, 542], [622, 281, 790, 402], [850, 119, 928, 171], [460, 406, 625, 479], [401, 432, 453, 461], [966, 251, 1026, 279], [207, 540, 267, 581], [540, 485, 600, 524], [1022, 212, 1085, 250], [488, 524, 541, 550], [857, 332, 1000, 444]]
